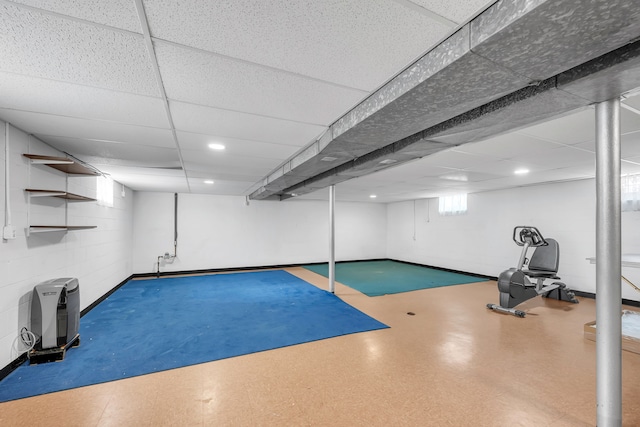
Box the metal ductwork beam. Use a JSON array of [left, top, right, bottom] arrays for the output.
[[250, 0, 640, 201]]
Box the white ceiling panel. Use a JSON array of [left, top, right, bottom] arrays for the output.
[[182, 163, 265, 185], [622, 159, 640, 175], [90, 165, 185, 178], [154, 42, 366, 125], [185, 170, 263, 186], [0, 109, 174, 147], [188, 178, 258, 196], [33, 135, 180, 164], [512, 146, 595, 169], [454, 132, 564, 158], [0, 3, 158, 96], [436, 170, 504, 182], [419, 149, 502, 169], [411, 176, 471, 188], [624, 92, 640, 110], [181, 150, 276, 178], [518, 108, 595, 145], [337, 178, 401, 190], [406, 0, 495, 24], [97, 171, 188, 192], [170, 101, 326, 147], [520, 108, 640, 147], [362, 160, 457, 182], [176, 131, 299, 160], [0, 72, 168, 128], [8, 0, 143, 33], [143, 0, 451, 91], [0, 1, 638, 202], [461, 159, 543, 175], [622, 132, 640, 158]]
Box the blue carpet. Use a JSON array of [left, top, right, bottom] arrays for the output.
[[304, 260, 487, 297], [0, 270, 387, 402]]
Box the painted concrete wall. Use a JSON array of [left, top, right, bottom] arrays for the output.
[[132, 192, 387, 274], [0, 121, 133, 369], [387, 179, 640, 303]]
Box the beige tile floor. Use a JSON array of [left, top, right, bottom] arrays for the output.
[[1, 266, 640, 426]]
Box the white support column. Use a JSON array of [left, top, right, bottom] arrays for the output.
[[595, 98, 622, 427], [329, 185, 335, 294]]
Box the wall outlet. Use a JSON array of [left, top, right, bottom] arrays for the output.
[[3, 225, 16, 240]]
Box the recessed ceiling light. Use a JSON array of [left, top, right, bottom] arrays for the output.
[[514, 168, 530, 175], [204, 180, 214, 184], [379, 159, 397, 165], [321, 156, 337, 162], [290, 193, 298, 197], [208, 143, 225, 150], [370, 194, 377, 198]]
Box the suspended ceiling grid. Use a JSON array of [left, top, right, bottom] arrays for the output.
[[0, 0, 639, 202]]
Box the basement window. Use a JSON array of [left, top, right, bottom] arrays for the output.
[[97, 175, 114, 207], [622, 174, 640, 212], [438, 193, 467, 216]]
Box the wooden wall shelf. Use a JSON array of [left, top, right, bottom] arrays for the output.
[[25, 189, 96, 201], [24, 154, 99, 236], [23, 154, 100, 175], [28, 226, 98, 233]]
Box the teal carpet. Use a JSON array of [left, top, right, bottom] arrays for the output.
[[0, 270, 387, 402], [304, 260, 486, 296]]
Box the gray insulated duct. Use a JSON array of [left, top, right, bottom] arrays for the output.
[[249, 0, 640, 201]]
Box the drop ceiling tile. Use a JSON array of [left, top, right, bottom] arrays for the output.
[[437, 171, 503, 182], [621, 108, 640, 134], [518, 108, 595, 145], [9, 0, 142, 33], [462, 159, 541, 175], [170, 101, 326, 147], [155, 42, 366, 125], [182, 158, 273, 179], [0, 3, 158, 96], [90, 165, 186, 178], [454, 133, 565, 159], [624, 91, 640, 110], [0, 72, 168, 128], [98, 172, 188, 192], [419, 149, 500, 169], [0, 109, 174, 147], [408, 0, 495, 24], [622, 132, 640, 159], [143, 0, 451, 90], [519, 146, 595, 169], [187, 178, 257, 196], [411, 176, 472, 188], [181, 149, 278, 173], [176, 131, 299, 160], [185, 170, 263, 185], [572, 131, 640, 160], [622, 159, 640, 175], [31, 135, 180, 164], [182, 150, 282, 176]]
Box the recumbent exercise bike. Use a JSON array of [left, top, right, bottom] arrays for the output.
[[487, 226, 579, 317]]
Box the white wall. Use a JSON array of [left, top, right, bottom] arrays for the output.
[[387, 179, 640, 302], [0, 121, 134, 369], [132, 192, 387, 274]]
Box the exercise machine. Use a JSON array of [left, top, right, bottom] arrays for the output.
[[487, 226, 579, 317]]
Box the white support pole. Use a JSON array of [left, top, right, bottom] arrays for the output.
[[329, 185, 335, 293], [595, 98, 622, 427]]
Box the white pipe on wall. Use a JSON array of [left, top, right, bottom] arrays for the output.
[[3, 122, 16, 240]]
